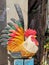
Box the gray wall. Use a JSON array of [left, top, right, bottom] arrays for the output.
[[0, 0, 7, 65], [0, 0, 6, 32], [6, 0, 28, 29]]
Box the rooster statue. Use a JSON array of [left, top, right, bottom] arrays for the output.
[[0, 4, 39, 58]]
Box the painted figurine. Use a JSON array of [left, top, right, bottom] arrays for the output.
[[0, 4, 39, 58]]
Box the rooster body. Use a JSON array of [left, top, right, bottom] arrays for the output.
[[0, 4, 39, 58], [7, 36, 38, 57], [7, 27, 39, 58]]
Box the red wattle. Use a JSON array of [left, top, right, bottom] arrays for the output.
[[31, 37, 39, 46]]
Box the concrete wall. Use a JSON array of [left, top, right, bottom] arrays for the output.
[[6, 0, 28, 29]]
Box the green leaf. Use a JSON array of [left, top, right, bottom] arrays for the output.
[[44, 45, 46, 48], [47, 46, 49, 49], [46, 37, 49, 42]]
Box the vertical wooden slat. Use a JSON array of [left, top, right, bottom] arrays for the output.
[[24, 58, 34, 65], [14, 59, 23, 65], [14, 58, 34, 65]]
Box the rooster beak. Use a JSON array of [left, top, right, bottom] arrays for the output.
[[34, 36, 37, 38]]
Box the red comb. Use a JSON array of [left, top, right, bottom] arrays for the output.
[[24, 29, 37, 37]]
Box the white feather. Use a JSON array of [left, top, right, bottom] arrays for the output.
[[23, 36, 38, 53]]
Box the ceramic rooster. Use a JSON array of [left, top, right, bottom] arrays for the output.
[[0, 4, 39, 58]]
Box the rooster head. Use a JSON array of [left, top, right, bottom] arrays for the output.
[[24, 28, 37, 37], [24, 29, 39, 46]]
